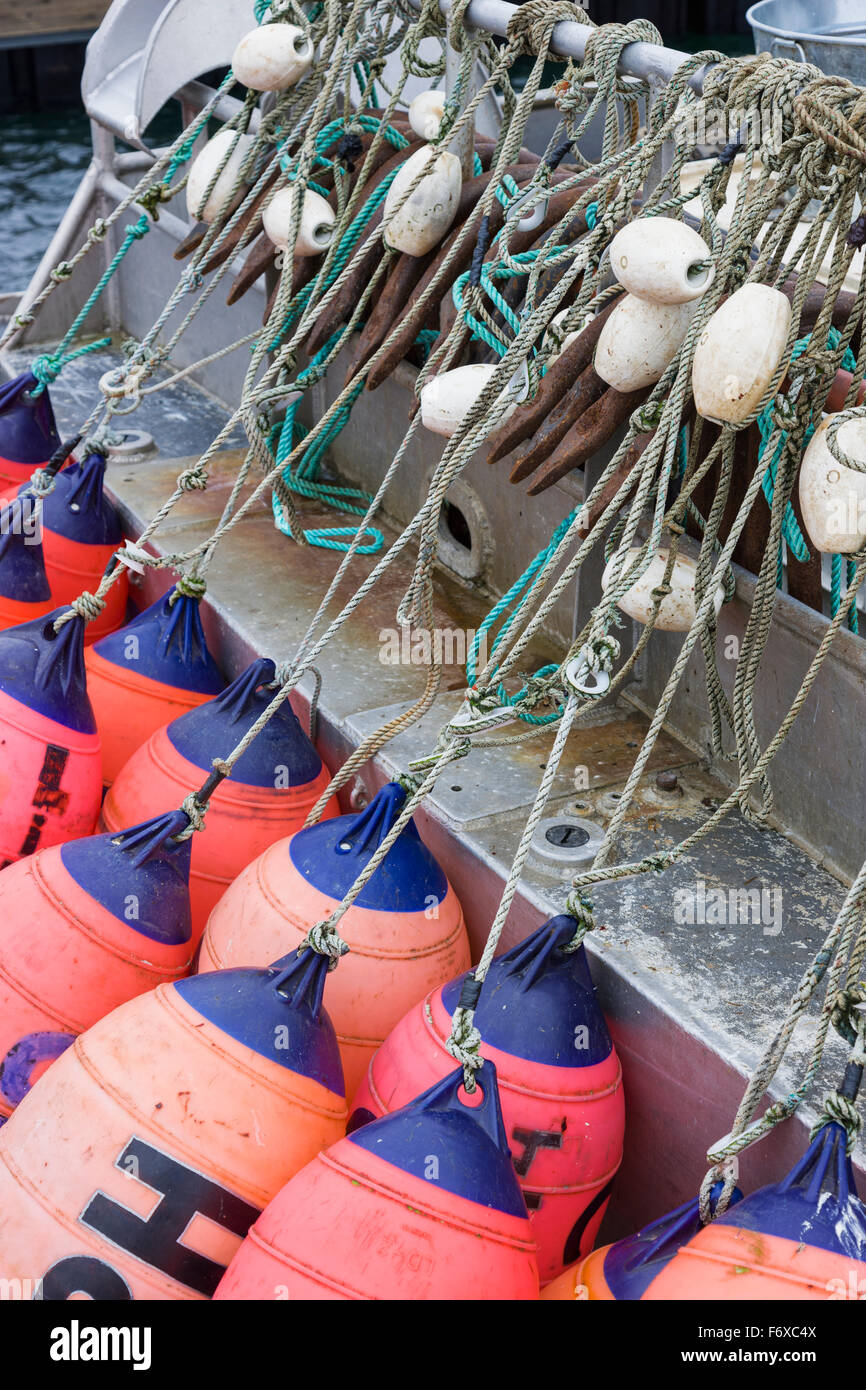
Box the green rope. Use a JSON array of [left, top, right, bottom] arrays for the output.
[[268, 124, 416, 352], [467, 508, 577, 724], [451, 197, 599, 360], [271, 331, 383, 552], [758, 328, 859, 624], [757, 329, 856, 561], [31, 335, 113, 394], [831, 553, 860, 633]]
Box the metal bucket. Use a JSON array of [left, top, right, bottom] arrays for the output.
[[747, 0, 866, 83]]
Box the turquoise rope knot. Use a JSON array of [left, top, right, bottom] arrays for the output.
[[30, 336, 112, 397]]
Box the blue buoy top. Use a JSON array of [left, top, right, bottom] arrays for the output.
[[604, 1180, 744, 1301], [442, 915, 612, 1068], [349, 1063, 528, 1217], [173, 947, 345, 1096], [717, 1121, 866, 1259], [35, 451, 123, 546], [0, 608, 95, 733], [0, 372, 60, 466], [60, 810, 193, 946], [0, 500, 51, 602], [92, 587, 225, 695], [166, 657, 323, 787], [288, 781, 447, 911]]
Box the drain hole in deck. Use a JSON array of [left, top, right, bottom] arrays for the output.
[[442, 501, 472, 552], [545, 824, 590, 849]]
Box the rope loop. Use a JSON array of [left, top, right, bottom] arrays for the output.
[[811, 1091, 862, 1153], [173, 573, 208, 601], [825, 406, 866, 476], [585, 632, 621, 675], [68, 591, 106, 624], [830, 982, 866, 1048], [177, 466, 209, 492], [301, 916, 350, 970], [136, 182, 174, 221], [563, 890, 595, 950], [444, 1005, 484, 1090], [505, 1, 589, 57], [173, 792, 208, 842], [698, 1157, 738, 1225]]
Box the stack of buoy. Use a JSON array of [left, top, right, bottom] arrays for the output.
[[543, 1120, 866, 1299], [15, 450, 128, 643], [0, 372, 61, 492], [0, 498, 54, 630], [0, 810, 194, 1122], [103, 657, 337, 932], [0, 947, 347, 1298], [0, 608, 101, 867], [199, 780, 470, 1094], [85, 585, 225, 786], [215, 1063, 539, 1300], [351, 913, 625, 1282]]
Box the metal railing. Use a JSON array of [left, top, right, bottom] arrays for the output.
[[406, 0, 712, 92]]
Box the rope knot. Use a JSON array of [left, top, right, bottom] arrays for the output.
[[563, 889, 595, 949], [174, 792, 207, 842], [136, 183, 173, 221], [178, 467, 208, 492], [30, 354, 63, 389], [830, 983, 866, 1048], [812, 1092, 862, 1153], [27, 467, 56, 498], [50, 262, 73, 283], [630, 398, 664, 435], [70, 591, 106, 623], [445, 1004, 483, 1090], [173, 573, 207, 600], [302, 917, 349, 970], [586, 633, 621, 675]]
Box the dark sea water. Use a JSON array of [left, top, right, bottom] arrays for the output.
[[0, 108, 94, 291]]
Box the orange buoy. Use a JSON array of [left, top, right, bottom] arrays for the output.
[[543, 1119, 866, 1300], [350, 913, 625, 1282], [26, 450, 128, 644], [0, 498, 54, 630], [103, 657, 338, 935], [200, 780, 470, 1096], [0, 947, 347, 1299], [0, 372, 61, 490], [215, 1062, 539, 1300], [85, 586, 225, 786], [0, 809, 194, 1123], [0, 608, 101, 867]]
